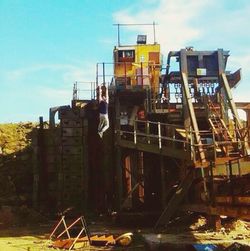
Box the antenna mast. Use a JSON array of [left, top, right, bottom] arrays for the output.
[[113, 22, 157, 46]]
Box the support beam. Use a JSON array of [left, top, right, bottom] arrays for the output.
[[207, 215, 221, 231], [114, 97, 123, 209], [154, 170, 194, 230], [181, 72, 206, 164], [221, 73, 243, 129], [160, 155, 166, 209], [181, 72, 208, 198], [115, 146, 122, 210], [83, 118, 89, 211]]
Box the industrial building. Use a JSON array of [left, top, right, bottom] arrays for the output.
[[33, 33, 250, 230]]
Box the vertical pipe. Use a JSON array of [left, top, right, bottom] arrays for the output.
[[134, 120, 137, 144], [76, 81, 78, 100], [83, 118, 88, 211], [92, 82, 95, 99], [182, 72, 206, 163], [91, 82, 93, 99], [146, 121, 150, 144], [228, 160, 234, 205], [209, 161, 214, 206], [124, 62, 127, 88], [102, 62, 105, 84], [190, 127, 195, 162], [160, 155, 166, 209], [115, 97, 122, 209], [172, 126, 176, 150], [141, 62, 143, 86], [39, 116, 44, 129], [158, 122, 162, 149], [185, 127, 189, 152], [148, 88, 152, 113], [96, 64, 98, 89], [212, 129, 216, 160], [237, 159, 241, 177], [153, 21, 156, 44], [118, 24, 120, 46]]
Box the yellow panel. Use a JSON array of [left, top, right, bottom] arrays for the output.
[[113, 44, 161, 94]]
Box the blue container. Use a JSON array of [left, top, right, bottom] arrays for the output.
[[191, 244, 220, 251]]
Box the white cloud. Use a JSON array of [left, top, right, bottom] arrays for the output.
[[5, 62, 96, 84], [229, 53, 250, 102], [0, 61, 97, 122], [6, 64, 72, 81], [229, 54, 250, 71], [113, 0, 250, 103], [113, 0, 213, 54], [38, 86, 71, 101]]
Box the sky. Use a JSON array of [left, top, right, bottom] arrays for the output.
[[0, 0, 250, 122]]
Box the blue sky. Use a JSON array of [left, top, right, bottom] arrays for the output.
[[0, 0, 250, 122]]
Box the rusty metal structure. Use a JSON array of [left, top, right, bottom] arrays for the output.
[[33, 34, 250, 229]]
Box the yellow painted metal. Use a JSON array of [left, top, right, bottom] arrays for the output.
[[113, 43, 161, 95]]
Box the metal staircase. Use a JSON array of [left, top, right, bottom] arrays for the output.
[[208, 115, 232, 141], [208, 114, 233, 144], [154, 170, 194, 230], [207, 99, 238, 157]]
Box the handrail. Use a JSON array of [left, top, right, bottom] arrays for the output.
[[117, 118, 248, 163], [118, 130, 189, 144], [134, 119, 185, 129], [73, 81, 96, 100], [96, 61, 162, 87], [228, 154, 250, 163]]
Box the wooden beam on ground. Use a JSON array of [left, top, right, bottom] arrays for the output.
[[182, 203, 250, 221]]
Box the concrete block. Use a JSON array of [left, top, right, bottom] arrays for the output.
[[62, 128, 83, 137], [61, 119, 83, 128], [61, 137, 82, 146], [62, 146, 83, 155]]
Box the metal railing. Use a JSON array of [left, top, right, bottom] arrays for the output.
[[117, 119, 212, 160], [208, 154, 250, 206], [73, 81, 96, 100], [117, 118, 250, 206], [96, 62, 162, 88], [116, 118, 248, 163]]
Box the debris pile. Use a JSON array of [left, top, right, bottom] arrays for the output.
[[48, 214, 133, 250], [222, 219, 250, 240], [192, 219, 250, 248], [189, 215, 207, 231]]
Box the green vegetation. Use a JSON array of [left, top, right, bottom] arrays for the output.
[[0, 123, 36, 155]]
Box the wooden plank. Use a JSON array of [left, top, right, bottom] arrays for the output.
[[215, 196, 250, 206], [182, 203, 250, 220]]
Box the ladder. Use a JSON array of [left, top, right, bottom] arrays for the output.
[[207, 99, 237, 156], [208, 114, 233, 142]]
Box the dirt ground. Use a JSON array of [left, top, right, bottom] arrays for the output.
[[0, 225, 52, 251], [0, 217, 249, 250], [0, 221, 144, 251]]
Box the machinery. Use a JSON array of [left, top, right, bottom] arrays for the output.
[[104, 35, 250, 228], [35, 32, 250, 229]]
